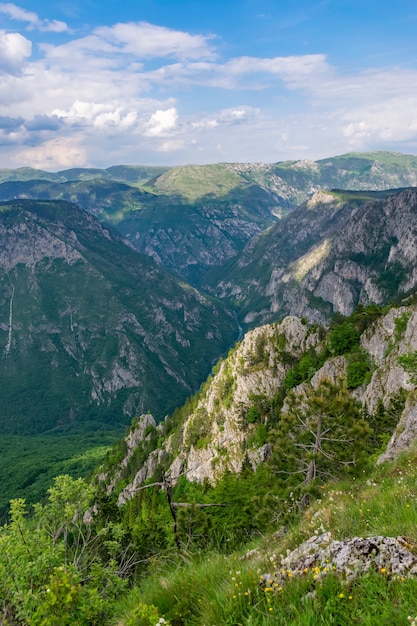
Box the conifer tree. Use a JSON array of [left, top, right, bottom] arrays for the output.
[[272, 378, 370, 504]]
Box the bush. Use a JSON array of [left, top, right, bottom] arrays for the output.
[[328, 321, 361, 355]]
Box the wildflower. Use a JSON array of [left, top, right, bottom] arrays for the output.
[[269, 607, 273, 612], [380, 567, 387, 574], [339, 593, 345, 599]]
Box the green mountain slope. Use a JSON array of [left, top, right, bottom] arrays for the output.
[[0, 178, 153, 223], [0, 199, 237, 435]]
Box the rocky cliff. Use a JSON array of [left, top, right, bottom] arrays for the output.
[[101, 303, 417, 506], [205, 188, 417, 327]]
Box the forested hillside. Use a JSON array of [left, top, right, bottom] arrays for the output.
[[3, 302, 417, 624]]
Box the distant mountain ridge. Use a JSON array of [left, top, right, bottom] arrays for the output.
[[2, 152, 417, 285]]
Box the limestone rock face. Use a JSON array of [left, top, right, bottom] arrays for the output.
[[378, 397, 417, 464], [358, 307, 417, 463], [261, 532, 417, 588], [103, 305, 417, 507], [206, 188, 417, 328], [167, 318, 319, 484], [105, 317, 321, 503]]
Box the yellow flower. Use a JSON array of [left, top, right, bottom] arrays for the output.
[[339, 593, 345, 599], [269, 607, 273, 612], [380, 568, 387, 574]]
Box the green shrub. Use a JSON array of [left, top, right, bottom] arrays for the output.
[[328, 321, 361, 355]]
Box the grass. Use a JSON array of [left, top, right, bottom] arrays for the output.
[[112, 447, 417, 626], [151, 164, 246, 203]]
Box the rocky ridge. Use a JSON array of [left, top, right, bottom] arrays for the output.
[[101, 303, 417, 507]]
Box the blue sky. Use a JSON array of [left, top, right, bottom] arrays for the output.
[[0, 0, 416, 169]]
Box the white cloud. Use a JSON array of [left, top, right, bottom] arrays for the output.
[[0, 14, 416, 167], [95, 22, 216, 60], [141, 54, 331, 91], [144, 108, 178, 137], [158, 139, 185, 152], [192, 107, 259, 130], [0, 29, 31, 74], [53, 100, 138, 129], [13, 136, 88, 169], [0, 3, 68, 32]]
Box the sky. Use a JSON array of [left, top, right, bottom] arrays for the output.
[[0, 0, 416, 170]]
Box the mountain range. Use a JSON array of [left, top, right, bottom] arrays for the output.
[[3, 151, 417, 623], [2, 150, 417, 508], [2, 151, 417, 286]]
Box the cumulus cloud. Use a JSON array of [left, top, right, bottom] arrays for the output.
[[0, 30, 31, 74], [13, 136, 88, 169], [40, 21, 215, 72], [158, 139, 185, 152], [0, 3, 68, 32], [192, 106, 259, 130], [138, 54, 331, 93], [144, 108, 178, 137], [0, 13, 416, 167], [52, 101, 140, 130]]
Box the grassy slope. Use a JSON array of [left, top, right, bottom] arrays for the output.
[[150, 164, 247, 202], [320, 151, 417, 168], [113, 446, 417, 625]]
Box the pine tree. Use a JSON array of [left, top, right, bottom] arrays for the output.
[[272, 378, 370, 505]]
